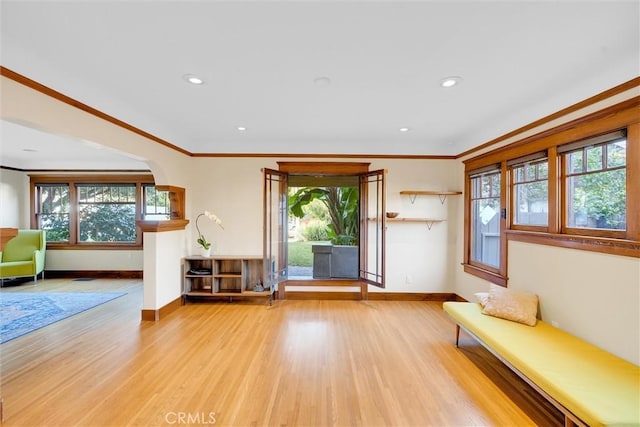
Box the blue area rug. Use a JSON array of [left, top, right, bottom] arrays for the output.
[[0, 292, 126, 344]]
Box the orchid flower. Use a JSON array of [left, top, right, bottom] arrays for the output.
[[195, 211, 224, 250]]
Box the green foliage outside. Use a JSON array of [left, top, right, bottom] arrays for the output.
[[79, 204, 137, 242], [289, 186, 359, 245], [37, 184, 141, 242], [568, 141, 626, 229], [40, 214, 70, 241], [299, 219, 329, 241]]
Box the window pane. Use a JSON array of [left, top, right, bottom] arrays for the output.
[[538, 162, 548, 179], [514, 166, 525, 183], [471, 198, 500, 268], [586, 145, 603, 172], [481, 176, 491, 197], [526, 163, 536, 181], [37, 185, 70, 242], [514, 181, 548, 226], [491, 174, 500, 197], [567, 169, 626, 230], [78, 184, 137, 242], [470, 172, 501, 269], [568, 151, 583, 174], [607, 140, 626, 168], [144, 186, 171, 220]]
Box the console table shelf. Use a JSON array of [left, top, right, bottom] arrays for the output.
[[182, 255, 272, 305]]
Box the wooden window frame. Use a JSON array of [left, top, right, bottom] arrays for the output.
[[560, 133, 627, 239], [463, 99, 640, 286], [464, 164, 508, 286], [510, 154, 549, 233], [30, 174, 155, 250]]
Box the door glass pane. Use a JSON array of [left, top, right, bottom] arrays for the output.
[[263, 169, 288, 293], [360, 170, 385, 288]]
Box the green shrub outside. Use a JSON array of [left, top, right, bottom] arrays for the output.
[[299, 219, 329, 241]]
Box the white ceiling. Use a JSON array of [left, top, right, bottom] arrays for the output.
[[1, 1, 638, 170]]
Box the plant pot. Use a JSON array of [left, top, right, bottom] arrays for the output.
[[199, 247, 211, 257]]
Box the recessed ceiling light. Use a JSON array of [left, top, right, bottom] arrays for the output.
[[440, 76, 463, 88], [399, 127, 410, 132], [22, 148, 38, 152], [236, 126, 247, 132], [313, 76, 331, 86], [183, 74, 204, 85]]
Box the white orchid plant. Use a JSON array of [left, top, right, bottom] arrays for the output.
[[195, 210, 224, 250]]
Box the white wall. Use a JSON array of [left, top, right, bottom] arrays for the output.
[[45, 250, 143, 271], [0, 167, 29, 228], [453, 238, 640, 365], [185, 157, 460, 294], [509, 242, 640, 365], [143, 230, 186, 310]]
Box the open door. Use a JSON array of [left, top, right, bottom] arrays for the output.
[[263, 168, 288, 300], [359, 169, 386, 293]]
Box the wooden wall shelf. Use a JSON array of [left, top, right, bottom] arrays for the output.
[[388, 217, 444, 230], [371, 217, 445, 230], [400, 190, 462, 204]]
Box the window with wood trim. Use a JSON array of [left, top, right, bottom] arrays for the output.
[[142, 184, 171, 220], [510, 153, 549, 229], [469, 168, 501, 268], [35, 184, 71, 242], [77, 184, 137, 243], [463, 100, 639, 286], [31, 175, 164, 249], [560, 130, 627, 237]]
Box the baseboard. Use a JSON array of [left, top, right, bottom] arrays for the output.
[[286, 291, 362, 300], [45, 270, 143, 279], [284, 291, 459, 301], [368, 292, 458, 301], [141, 297, 182, 321]]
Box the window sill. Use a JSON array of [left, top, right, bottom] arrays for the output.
[[46, 243, 143, 250], [462, 263, 507, 286], [506, 230, 640, 258]]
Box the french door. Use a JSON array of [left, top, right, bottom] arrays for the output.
[[263, 168, 288, 299], [263, 165, 386, 297], [360, 169, 386, 289]]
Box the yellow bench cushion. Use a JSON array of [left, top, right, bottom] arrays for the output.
[[443, 301, 640, 427]]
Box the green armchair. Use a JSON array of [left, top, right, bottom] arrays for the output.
[[0, 229, 46, 283]]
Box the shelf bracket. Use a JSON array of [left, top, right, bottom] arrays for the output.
[[408, 194, 417, 204], [426, 221, 435, 230], [438, 194, 447, 204]]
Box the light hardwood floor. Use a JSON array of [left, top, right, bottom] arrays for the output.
[[1, 279, 562, 426]]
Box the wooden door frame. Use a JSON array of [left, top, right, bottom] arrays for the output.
[[277, 162, 371, 295]]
